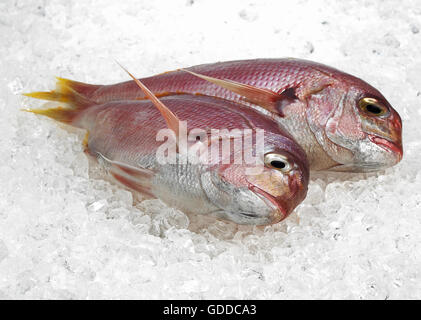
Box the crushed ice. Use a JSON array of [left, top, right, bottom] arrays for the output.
[[1, 0, 420, 299]]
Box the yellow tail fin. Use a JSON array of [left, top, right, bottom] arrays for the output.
[[23, 77, 95, 124]]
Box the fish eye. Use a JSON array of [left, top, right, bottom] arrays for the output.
[[264, 153, 292, 172], [358, 97, 389, 117]]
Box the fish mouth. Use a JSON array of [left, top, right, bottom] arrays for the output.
[[368, 134, 403, 161], [249, 185, 287, 223]]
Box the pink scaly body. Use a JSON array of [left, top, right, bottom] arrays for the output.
[[75, 95, 297, 163], [73, 59, 333, 104], [26, 90, 309, 225], [65, 58, 403, 172]]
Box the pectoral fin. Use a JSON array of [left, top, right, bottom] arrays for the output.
[[96, 152, 155, 197]]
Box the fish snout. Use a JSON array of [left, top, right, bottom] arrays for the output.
[[362, 106, 403, 164], [389, 116, 403, 161], [368, 112, 403, 164], [250, 170, 308, 224], [250, 186, 287, 224], [368, 134, 403, 163], [277, 171, 308, 221]]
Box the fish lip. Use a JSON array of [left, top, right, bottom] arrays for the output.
[[250, 186, 287, 223], [368, 134, 403, 161]]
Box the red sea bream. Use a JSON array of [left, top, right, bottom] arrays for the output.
[[25, 75, 309, 225], [54, 58, 402, 172]]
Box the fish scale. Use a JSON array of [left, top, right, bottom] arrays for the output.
[[25, 85, 309, 225], [88, 59, 324, 104], [70, 58, 402, 172]]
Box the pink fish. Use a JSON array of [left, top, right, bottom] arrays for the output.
[[24, 73, 309, 225], [43, 58, 402, 172]]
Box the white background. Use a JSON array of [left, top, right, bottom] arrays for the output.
[[0, 0, 420, 299]]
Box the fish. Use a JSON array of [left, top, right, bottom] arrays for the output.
[[24, 73, 309, 225], [31, 58, 402, 172]]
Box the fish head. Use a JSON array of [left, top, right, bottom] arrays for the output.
[[245, 146, 309, 223], [203, 134, 309, 225], [306, 76, 403, 172]]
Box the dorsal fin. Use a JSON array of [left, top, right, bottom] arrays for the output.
[[181, 69, 289, 116]]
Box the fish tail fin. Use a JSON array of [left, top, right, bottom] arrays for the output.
[[22, 77, 96, 124], [21, 106, 80, 124], [55, 77, 100, 98]]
